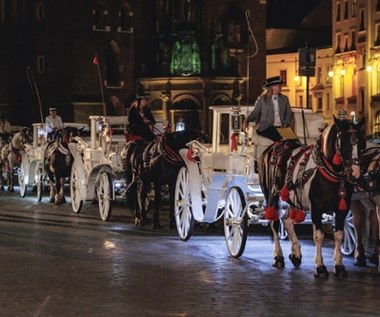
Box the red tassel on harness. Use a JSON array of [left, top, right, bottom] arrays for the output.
[[339, 196, 347, 211], [186, 148, 196, 163], [333, 152, 342, 165], [280, 186, 289, 201], [265, 206, 279, 221], [230, 132, 237, 152]]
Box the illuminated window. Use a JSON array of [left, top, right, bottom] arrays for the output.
[[170, 36, 201, 76]]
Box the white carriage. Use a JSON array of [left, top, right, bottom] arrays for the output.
[[18, 123, 47, 199], [68, 115, 128, 221], [174, 106, 356, 257], [19, 122, 90, 201]]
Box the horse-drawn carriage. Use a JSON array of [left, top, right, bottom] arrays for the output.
[[173, 105, 365, 277], [68, 115, 128, 221], [18, 122, 89, 201], [18, 123, 46, 199]]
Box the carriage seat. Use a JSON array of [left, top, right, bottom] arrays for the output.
[[291, 110, 325, 146], [249, 124, 274, 159]]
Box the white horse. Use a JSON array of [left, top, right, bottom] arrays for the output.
[[0, 129, 31, 192]]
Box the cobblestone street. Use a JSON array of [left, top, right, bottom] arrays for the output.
[[0, 189, 379, 317]]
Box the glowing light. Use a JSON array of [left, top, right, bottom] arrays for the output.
[[340, 69, 346, 76], [294, 75, 300, 82], [366, 65, 373, 72], [104, 241, 116, 249], [328, 70, 334, 78]]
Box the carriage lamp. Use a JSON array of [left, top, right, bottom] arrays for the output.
[[37, 124, 47, 144], [350, 111, 357, 124], [176, 118, 185, 131]]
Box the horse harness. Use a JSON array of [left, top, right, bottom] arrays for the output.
[[274, 134, 359, 211], [142, 134, 183, 168], [47, 141, 72, 166]]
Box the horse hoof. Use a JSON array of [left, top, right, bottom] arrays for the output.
[[289, 254, 302, 268], [134, 217, 141, 226], [272, 256, 285, 268], [333, 265, 347, 277], [49, 197, 55, 203], [354, 255, 367, 267], [314, 265, 329, 278]]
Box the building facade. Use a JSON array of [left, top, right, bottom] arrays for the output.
[[267, 0, 380, 137], [0, 0, 267, 137]]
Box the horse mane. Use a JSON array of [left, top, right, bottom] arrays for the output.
[[161, 130, 200, 152]]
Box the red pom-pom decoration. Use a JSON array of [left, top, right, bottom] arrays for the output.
[[280, 186, 289, 201], [265, 206, 279, 221], [333, 152, 342, 165], [294, 209, 306, 223], [289, 208, 296, 219]]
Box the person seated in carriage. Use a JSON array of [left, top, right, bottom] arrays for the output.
[[45, 107, 64, 141], [127, 92, 156, 142], [243, 75, 293, 142]]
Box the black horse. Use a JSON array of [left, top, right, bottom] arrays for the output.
[[121, 129, 201, 228], [45, 126, 81, 205], [259, 116, 366, 278]]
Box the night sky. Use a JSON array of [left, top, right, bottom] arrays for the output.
[[266, 0, 322, 28]]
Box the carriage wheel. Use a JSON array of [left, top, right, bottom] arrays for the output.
[[224, 186, 248, 258], [19, 166, 27, 198], [174, 166, 194, 241], [97, 172, 112, 221], [70, 163, 83, 213], [36, 168, 44, 202], [341, 209, 355, 256]]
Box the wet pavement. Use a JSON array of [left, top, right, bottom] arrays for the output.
[[0, 188, 380, 317]]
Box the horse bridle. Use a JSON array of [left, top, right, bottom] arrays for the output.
[[335, 127, 362, 166]]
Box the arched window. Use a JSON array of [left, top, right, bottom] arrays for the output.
[[93, 1, 110, 32], [118, 0, 133, 33]]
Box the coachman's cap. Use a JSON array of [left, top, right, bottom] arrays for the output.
[[263, 76, 284, 88], [49, 107, 57, 111]]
